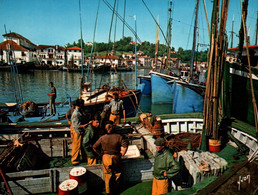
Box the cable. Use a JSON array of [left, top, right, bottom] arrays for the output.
[[102, 0, 142, 43]]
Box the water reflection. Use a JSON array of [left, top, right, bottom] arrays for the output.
[[0, 69, 173, 115]]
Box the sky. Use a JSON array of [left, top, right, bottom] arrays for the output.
[[0, 0, 257, 51]]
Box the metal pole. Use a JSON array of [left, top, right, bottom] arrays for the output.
[[122, 0, 126, 38], [79, 0, 84, 76], [255, 11, 258, 45], [190, 0, 200, 78], [134, 15, 137, 89], [231, 15, 234, 48]]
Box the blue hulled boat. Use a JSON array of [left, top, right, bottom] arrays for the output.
[[138, 75, 151, 95], [150, 71, 205, 113]]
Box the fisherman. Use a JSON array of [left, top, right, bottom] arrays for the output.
[[71, 99, 88, 165], [82, 114, 101, 165], [47, 82, 56, 116], [66, 103, 76, 125], [152, 137, 183, 195], [93, 121, 128, 194], [104, 92, 126, 125]]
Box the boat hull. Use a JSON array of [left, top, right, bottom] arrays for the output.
[[151, 71, 205, 113], [173, 83, 204, 113], [83, 89, 142, 117], [224, 62, 258, 125], [138, 76, 151, 95], [151, 74, 174, 103]]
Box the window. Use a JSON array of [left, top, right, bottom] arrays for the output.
[[22, 52, 26, 56]]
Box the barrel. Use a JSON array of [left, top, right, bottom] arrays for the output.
[[58, 179, 79, 195], [209, 139, 221, 152], [69, 167, 87, 194], [151, 121, 164, 137]]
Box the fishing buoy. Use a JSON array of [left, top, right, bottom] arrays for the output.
[[69, 167, 87, 194], [58, 179, 79, 195]]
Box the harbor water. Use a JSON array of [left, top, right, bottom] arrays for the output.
[[0, 69, 173, 115]]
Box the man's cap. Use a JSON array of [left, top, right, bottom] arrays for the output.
[[154, 138, 166, 146]]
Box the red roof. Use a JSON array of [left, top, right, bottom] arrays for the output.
[[0, 40, 28, 51], [3, 32, 36, 46], [67, 46, 81, 51], [36, 45, 65, 50], [123, 53, 134, 55], [138, 56, 150, 59], [98, 55, 119, 59], [228, 45, 258, 51]]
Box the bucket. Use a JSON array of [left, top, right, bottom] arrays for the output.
[[209, 139, 221, 152], [69, 167, 87, 194], [58, 179, 79, 195]]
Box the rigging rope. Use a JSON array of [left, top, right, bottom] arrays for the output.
[[4, 26, 23, 105], [102, 0, 142, 43], [186, 7, 196, 49], [141, 0, 170, 47], [122, 0, 126, 38], [87, 0, 101, 82]]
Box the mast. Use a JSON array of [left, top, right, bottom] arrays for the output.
[[79, 0, 84, 76], [237, 0, 248, 60], [154, 15, 159, 71], [231, 15, 234, 48], [134, 15, 137, 89], [190, 0, 200, 78], [4, 27, 23, 105], [166, 0, 172, 70], [122, 0, 126, 38], [255, 11, 258, 45], [87, 0, 101, 82]]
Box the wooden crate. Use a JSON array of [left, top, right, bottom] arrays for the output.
[[1, 169, 57, 194]]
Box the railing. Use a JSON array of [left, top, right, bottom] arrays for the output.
[[161, 118, 257, 157], [162, 118, 203, 134]]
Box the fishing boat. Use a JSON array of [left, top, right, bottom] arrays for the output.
[[91, 62, 110, 72], [150, 71, 205, 113], [0, 111, 256, 194], [141, 0, 206, 114], [225, 45, 258, 126], [80, 81, 142, 117], [111, 65, 133, 72]]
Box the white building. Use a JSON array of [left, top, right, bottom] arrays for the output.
[[3, 32, 36, 51], [137, 56, 151, 67], [67, 46, 82, 67], [0, 32, 37, 64], [122, 53, 134, 59], [0, 40, 33, 64], [97, 55, 120, 67], [36, 45, 65, 66]]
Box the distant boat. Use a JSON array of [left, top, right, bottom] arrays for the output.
[[111, 65, 133, 72], [91, 63, 110, 72], [0, 62, 35, 72]]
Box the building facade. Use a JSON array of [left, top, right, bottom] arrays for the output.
[[0, 32, 37, 64], [66, 46, 82, 67], [36, 45, 65, 66]]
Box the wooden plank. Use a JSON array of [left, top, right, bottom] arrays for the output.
[[8, 178, 51, 194], [197, 160, 249, 195], [6, 169, 50, 178]]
